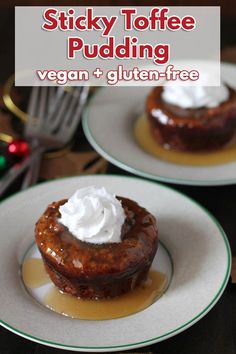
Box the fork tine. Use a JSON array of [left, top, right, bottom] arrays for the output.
[[45, 87, 68, 131], [57, 87, 89, 142], [66, 86, 89, 128], [45, 86, 60, 119], [38, 87, 48, 120], [61, 87, 82, 126], [23, 87, 46, 190], [78, 86, 89, 115], [27, 86, 39, 117], [76, 86, 89, 117], [51, 86, 65, 113], [25, 87, 42, 136], [48, 87, 56, 115]]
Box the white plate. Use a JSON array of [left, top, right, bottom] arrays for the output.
[[82, 62, 236, 186], [0, 175, 231, 352]]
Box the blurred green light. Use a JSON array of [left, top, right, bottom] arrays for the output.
[[0, 155, 7, 170]]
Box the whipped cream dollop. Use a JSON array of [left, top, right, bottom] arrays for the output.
[[59, 186, 125, 244], [161, 85, 230, 109]]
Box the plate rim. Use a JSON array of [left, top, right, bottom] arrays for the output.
[[82, 81, 236, 186], [0, 175, 232, 352]]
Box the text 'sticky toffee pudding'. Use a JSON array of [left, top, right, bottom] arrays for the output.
[[35, 186, 158, 299]]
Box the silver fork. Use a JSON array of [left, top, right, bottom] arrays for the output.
[[0, 86, 89, 197], [22, 85, 89, 188]]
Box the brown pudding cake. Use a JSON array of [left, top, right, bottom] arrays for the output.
[[35, 197, 158, 299], [146, 86, 236, 151]]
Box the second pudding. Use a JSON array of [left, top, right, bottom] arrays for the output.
[[146, 85, 236, 151]]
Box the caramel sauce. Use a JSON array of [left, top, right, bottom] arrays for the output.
[[22, 257, 167, 320], [22, 258, 50, 288], [44, 270, 167, 320], [134, 115, 236, 166]]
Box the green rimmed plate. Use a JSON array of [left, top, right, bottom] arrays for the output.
[[82, 62, 236, 186], [0, 175, 231, 351]]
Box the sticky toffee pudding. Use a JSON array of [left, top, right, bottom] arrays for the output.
[[35, 195, 158, 300]]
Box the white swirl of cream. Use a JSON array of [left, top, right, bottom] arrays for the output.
[[59, 186, 125, 244], [162, 85, 230, 109]]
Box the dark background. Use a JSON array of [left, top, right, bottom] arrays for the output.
[[0, 2, 236, 354]]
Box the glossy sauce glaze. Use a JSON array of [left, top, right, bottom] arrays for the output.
[[22, 257, 167, 320], [135, 114, 236, 166], [35, 197, 158, 299]]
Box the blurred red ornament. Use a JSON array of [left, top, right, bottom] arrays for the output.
[[8, 139, 30, 158]]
